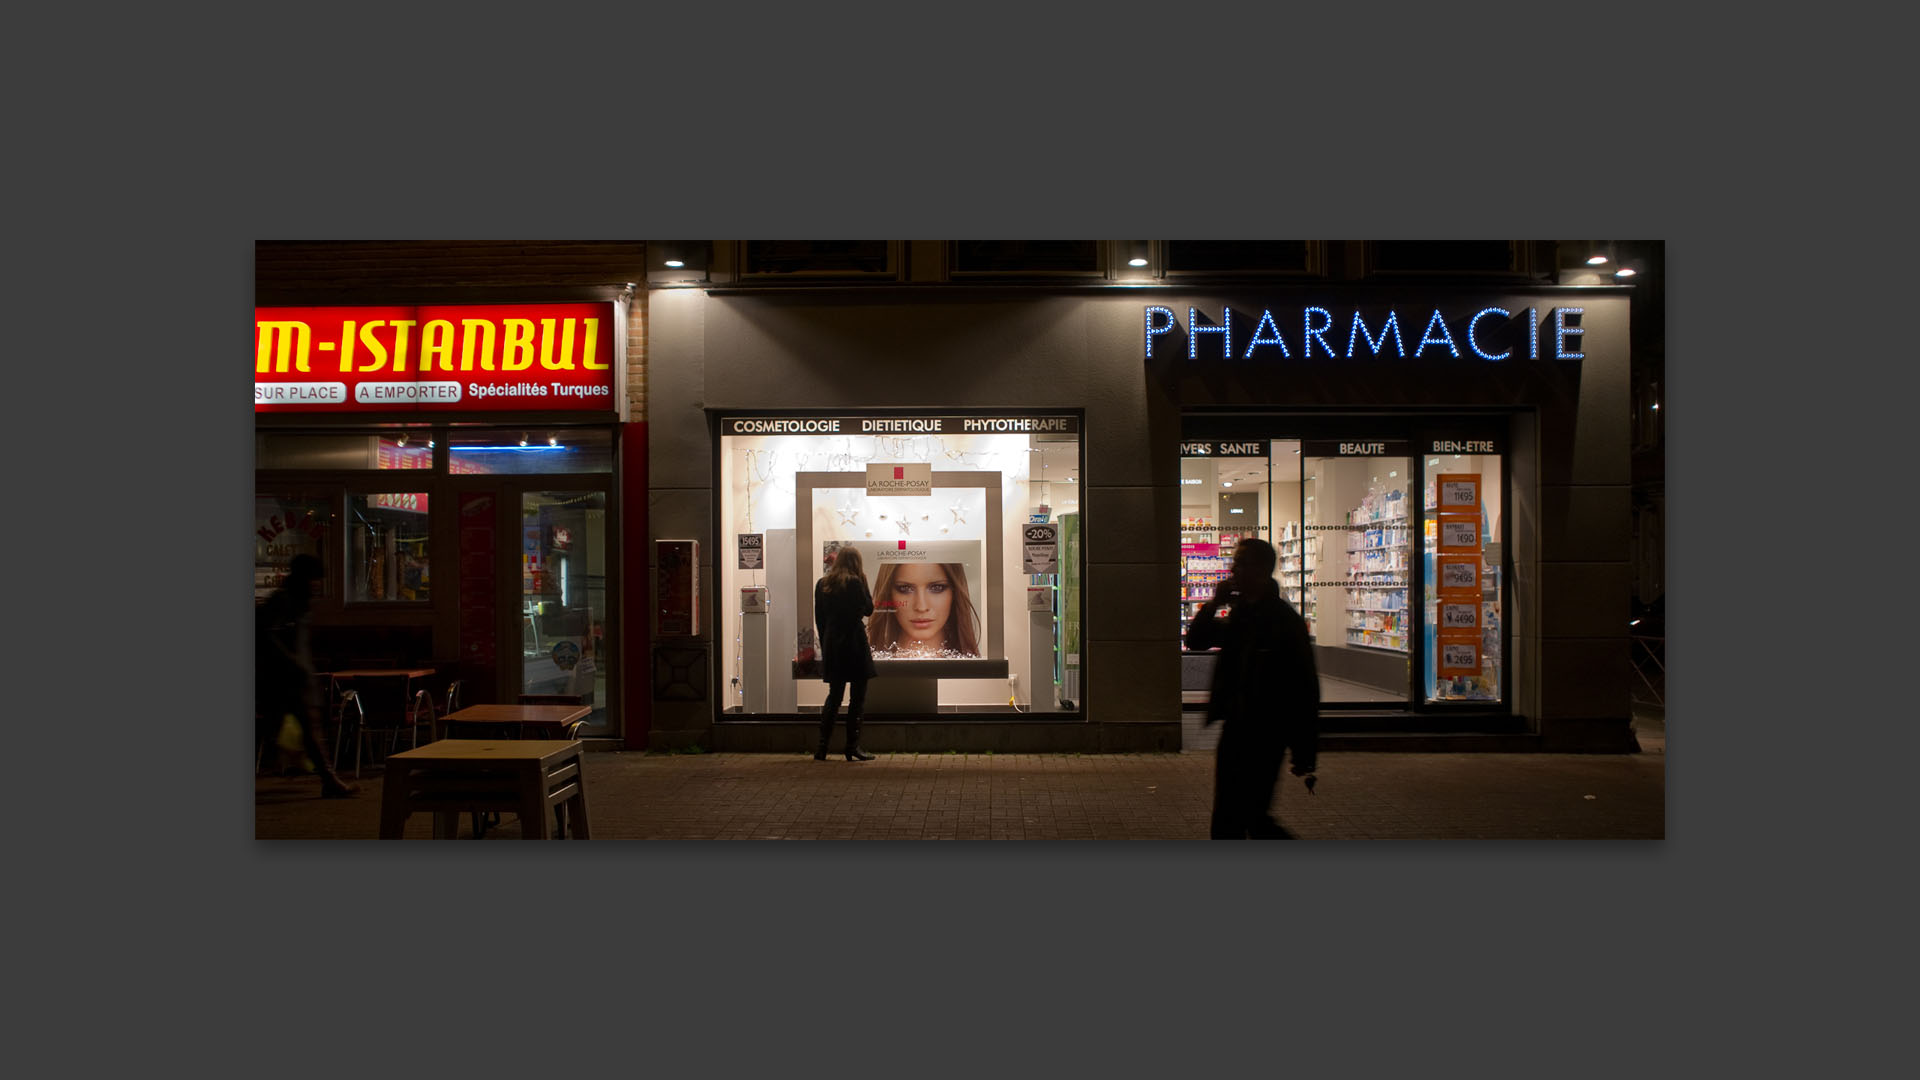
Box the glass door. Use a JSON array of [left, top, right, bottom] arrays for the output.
[[1421, 446, 1504, 704], [518, 488, 611, 733], [1302, 439, 1412, 704]]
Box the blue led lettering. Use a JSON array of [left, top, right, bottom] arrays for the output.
[[1303, 306, 1335, 358], [1467, 307, 1511, 361], [1554, 306, 1584, 359], [1243, 308, 1291, 358], [1188, 306, 1232, 359], [1144, 305, 1177, 358], [1145, 303, 1585, 364], [1416, 309, 1460, 358], [1346, 310, 1404, 357]]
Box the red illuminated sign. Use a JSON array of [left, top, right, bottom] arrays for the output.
[[254, 302, 617, 413]]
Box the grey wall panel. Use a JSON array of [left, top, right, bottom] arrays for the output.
[[646, 290, 712, 489], [1569, 299, 1632, 486], [1083, 639, 1180, 723], [1538, 483, 1632, 563], [647, 487, 713, 555], [1537, 637, 1632, 720], [1085, 562, 1180, 642], [702, 295, 1094, 411], [1539, 561, 1634, 639], [1085, 295, 1178, 487], [1085, 485, 1180, 566]]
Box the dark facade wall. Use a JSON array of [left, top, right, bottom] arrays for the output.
[[255, 241, 650, 302], [646, 286, 1632, 747]]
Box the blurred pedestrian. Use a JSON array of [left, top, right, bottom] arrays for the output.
[[813, 545, 878, 761], [256, 554, 358, 797], [1186, 537, 1318, 837]]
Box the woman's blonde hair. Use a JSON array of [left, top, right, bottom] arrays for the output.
[[866, 561, 981, 656], [821, 545, 866, 593]]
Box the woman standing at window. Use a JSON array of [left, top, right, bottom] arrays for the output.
[[813, 546, 879, 761]]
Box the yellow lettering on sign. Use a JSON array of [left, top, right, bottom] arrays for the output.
[[537, 318, 557, 370], [421, 320, 455, 372], [582, 318, 607, 370], [460, 318, 497, 371], [356, 320, 390, 373], [255, 321, 312, 373], [502, 319, 535, 371], [545, 318, 577, 370], [389, 320, 416, 372]]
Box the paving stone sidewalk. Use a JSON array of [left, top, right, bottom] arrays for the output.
[[255, 746, 1664, 840]]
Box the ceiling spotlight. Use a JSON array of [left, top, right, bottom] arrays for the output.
[[1615, 267, 1637, 278], [427, 440, 435, 449], [1128, 256, 1148, 267], [1651, 403, 1660, 411], [548, 435, 559, 447], [1587, 254, 1608, 265], [396, 433, 408, 446], [664, 259, 684, 268], [519, 434, 529, 447]]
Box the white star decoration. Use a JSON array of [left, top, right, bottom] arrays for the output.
[[896, 518, 912, 535], [837, 505, 859, 526], [948, 503, 967, 526]]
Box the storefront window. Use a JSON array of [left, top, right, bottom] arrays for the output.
[[348, 493, 430, 602], [717, 414, 1082, 716], [520, 490, 610, 733], [447, 429, 613, 475], [1179, 442, 1293, 639], [256, 495, 333, 602], [1303, 441, 1412, 703], [1423, 451, 1503, 703], [258, 432, 432, 470]]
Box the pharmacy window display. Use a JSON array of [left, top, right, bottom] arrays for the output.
[[1181, 426, 1507, 711], [717, 414, 1083, 717]]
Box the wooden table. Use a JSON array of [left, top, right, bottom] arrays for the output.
[[379, 739, 591, 840], [442, 703, 589, 741], [328, 667, 439, 742]]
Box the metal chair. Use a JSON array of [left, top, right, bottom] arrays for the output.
[[350, 689, 434, 778], [331, 690, 364, 773]]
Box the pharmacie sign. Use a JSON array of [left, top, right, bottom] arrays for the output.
[[1144, 303, 1589, 362], [255, 303, 617, 413]]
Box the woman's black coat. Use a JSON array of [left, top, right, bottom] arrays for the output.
[[814, 576, 879, 684]]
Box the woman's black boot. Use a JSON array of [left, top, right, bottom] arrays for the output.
[[844, 715, 875, 761], [815, 710, 835, 761]]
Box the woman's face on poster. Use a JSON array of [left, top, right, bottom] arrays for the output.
[[887, 563, 954, 646]]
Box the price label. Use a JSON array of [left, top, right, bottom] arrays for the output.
[[1442, 562, 1478, 589], [737, 533, 764, 570], [1442, 602, 1479, 629], [1440, 519, 1480, 548], [1440, 478, 1479, 508]]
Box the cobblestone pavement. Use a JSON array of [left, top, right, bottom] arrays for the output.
[[255, 743, 1664, 840]]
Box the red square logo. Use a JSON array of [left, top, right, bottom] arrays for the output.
[[893, 467, 904, 479], [898, 541, 906, 549]]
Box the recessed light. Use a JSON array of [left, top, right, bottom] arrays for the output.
[[1587, 254, 1608, 265], [1615, 267, 1637, 278], [664, 260, 684, 268]]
